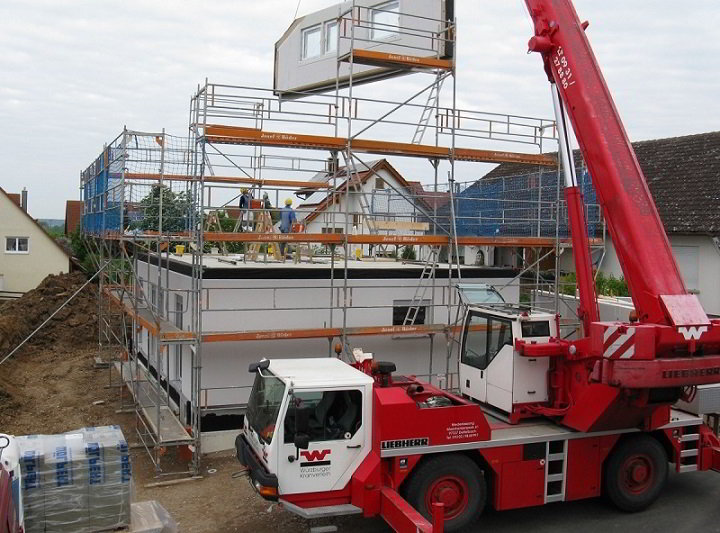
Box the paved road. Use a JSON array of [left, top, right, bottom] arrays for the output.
[[323, 470, 720, 532]]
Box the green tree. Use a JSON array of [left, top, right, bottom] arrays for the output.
[[137, 185, 193, 233], [401, 246, 416, 261], [203, 210, 244, 254], [70, 228, 94, 274], [559, 271, 629, 297]]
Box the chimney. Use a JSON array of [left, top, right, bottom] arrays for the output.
[[21, 187, 28, 212], [327, 155, 338, 175]]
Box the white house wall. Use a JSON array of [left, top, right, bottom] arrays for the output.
[[559, 234, 720, 315], [0, 192, 69, 293]]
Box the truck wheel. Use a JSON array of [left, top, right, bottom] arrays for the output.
[[404, 454, 486, 532], [604, 435, 668, 512]]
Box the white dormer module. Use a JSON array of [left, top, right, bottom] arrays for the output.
[[274, 0, 454, 98]]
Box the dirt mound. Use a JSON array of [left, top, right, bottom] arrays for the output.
[[0, 272, 98, 356], [0, 272, 110, 433]]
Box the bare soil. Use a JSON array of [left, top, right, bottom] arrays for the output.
[[0, 273, 379, 532]]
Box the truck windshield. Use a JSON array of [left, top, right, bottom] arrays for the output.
[[246, 371, 285, 445]]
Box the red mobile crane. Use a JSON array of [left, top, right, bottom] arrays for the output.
[[235, 1, 720, 531]]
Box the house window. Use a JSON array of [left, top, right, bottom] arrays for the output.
[[375, 177, 385, 190], [370, 1, 400, 40], [392, 299, 430, 325], [150, 284, 158, 315], [158, 287, 165, 318], [321, 227, 344, 234], [325, 20, 338, 53], [301, 24, 322, 60], [672, 245, 700, 293], [5, 237, 29, 253], [352, 214, 361, 227], [174, 294, 183, 379]]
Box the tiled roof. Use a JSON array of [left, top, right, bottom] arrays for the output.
[[7, 193, 21, 207], [65, 200, 83, 235], [478, 131, 720, 235]]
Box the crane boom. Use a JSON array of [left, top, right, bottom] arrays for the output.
[[524, 0, 692, 326]]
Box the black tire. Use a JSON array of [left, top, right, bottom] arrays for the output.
[[403, 454, 486, 532], [604, 435, 668, 512]]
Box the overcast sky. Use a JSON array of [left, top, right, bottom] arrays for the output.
[[1, 0, 718, 218]]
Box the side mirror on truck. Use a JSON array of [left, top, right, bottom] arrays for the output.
[[294, 434, 310, 450]]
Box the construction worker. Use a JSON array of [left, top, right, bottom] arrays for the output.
[[239, 188, 252, 230], [279, 197, 297, 257]]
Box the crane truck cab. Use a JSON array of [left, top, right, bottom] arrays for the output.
[[236, 358, 374, 502], [459, 305, 557, 421]]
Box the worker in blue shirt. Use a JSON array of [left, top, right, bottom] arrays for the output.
[[279, 197, 297, 257]]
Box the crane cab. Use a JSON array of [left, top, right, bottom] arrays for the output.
[[459, 304, 557, 420]]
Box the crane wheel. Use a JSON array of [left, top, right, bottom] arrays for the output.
[[604, 435, 668, 512], [404, 454, 486, 532]]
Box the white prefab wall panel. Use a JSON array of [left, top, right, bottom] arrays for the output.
[[135, 259, 517, 409], [275, 0, 452, 96]]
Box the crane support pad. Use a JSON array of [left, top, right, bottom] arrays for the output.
[[602, 355, 720, 388], [380, 487, 434, 533]]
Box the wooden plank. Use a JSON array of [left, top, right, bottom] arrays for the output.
[[204, 126, 557, 166], [343, 49, 454, 71], [373, 220, 431, 231]]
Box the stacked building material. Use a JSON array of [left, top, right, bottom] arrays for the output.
[[15, 426, 131, 533]]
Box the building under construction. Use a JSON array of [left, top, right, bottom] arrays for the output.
[[78, 0, 603, 476]]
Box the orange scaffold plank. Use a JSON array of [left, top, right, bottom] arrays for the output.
[[124, 173, 332, 189], [203, 125, 557, 166], [104, 288, 194, 341], [342, 49, 454, 71], [94, 231, 600, 248], [203, 232, 582, 247], [202, 323, 448, 343]]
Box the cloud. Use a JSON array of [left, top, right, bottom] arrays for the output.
[[0, 0, 718, 217]]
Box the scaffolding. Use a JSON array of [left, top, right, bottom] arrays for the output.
[[81, 131, 201, 475], [79, 2, 604, 476]]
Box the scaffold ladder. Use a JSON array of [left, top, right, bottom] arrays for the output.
[[403, 246, 440, 325], [412, 74, 444, 145]]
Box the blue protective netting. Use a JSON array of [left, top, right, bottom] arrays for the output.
[[450, 169, 600, 238]]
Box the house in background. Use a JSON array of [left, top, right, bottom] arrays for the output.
[[466, 131, 720, 315], [296, 158, 441, 257], [571, 131, 720, 315], [0, 188, 70, 294]]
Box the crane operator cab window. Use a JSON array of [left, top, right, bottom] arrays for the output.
[[460, 311, 514, 405], [284, 390, 362, 443], [461, 313, 513, 371]]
